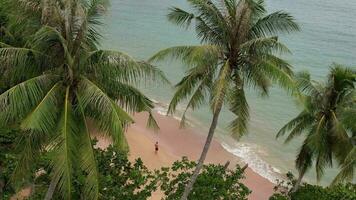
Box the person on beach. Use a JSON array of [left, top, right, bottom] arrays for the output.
[[155, 141, 159, 154]]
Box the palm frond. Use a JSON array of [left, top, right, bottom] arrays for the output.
[[211, 60, 230, 112], [332, 147, 356, 185], [87, 50, 169, 85], [78, 77, 132, 151], [51, 87, 78, 200], [277, 111, 311, 138], [31, 25, 72, 64], [147, 111, 160, 131], [99, 81, 154, 113], [0, 74, 57, 125], [76, 94, 99, 200], [295, 141, 314, 174], [250, 11, 300, 38], [228, 86, 249, 139], [149, 45, 221, 67], [168, 64, 213, 114], [295, 71, 322, 97], [0, 47, 49, 79], [21, 82, 62, 133], [241, 36, 291, 55], [179, 74, 211, 127], [254, 58, 295, 93], [167, 7, 195, 28]]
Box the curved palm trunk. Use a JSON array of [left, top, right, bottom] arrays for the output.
[[291, 171, 305, 193], [180, 105, 223, 200], [41, 0, 51, 25], [0, 167, 4, 195], [44, 178, 57, 200]]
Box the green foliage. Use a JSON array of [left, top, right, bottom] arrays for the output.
[[0, 0, 167, 198], [26, 145, 161, 200], [160, 157, 251, 200], [289, 183, 356, 200], [13, 148, 252, 200], [269, 194, 289, 200], [96, 146, 160, 200], [270, 173, 356, 200], [0, 127, 20, 198]]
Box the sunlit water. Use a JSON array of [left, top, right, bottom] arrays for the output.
[[102, 0, 356, 185]]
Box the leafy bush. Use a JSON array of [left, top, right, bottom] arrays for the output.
[[269, 193, 289, 200], [0, 127, 20, 199], [270, 173, 356, 200], [28, 145, 161, 200], [160, 157, 251, 200], [96, 146, 161, 200], [290, 184, 328, 200]]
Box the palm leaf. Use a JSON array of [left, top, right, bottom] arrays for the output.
[[228, 86, 249, 139], [76, 93, 99, 200], [87, 50, 169, 85], [250, 11, 299, 38], [332, 147, 356, 185], [51, 87, 78, 199], [21, 82, 62, 133], [78, 77, 132, 151], [168, 64, 213, 115], [149, 45, 221, 67], [0, 74, 57, 125], [211, 60, 230, 112]]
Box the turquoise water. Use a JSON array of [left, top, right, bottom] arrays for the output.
[[102, 0, 356, 185]]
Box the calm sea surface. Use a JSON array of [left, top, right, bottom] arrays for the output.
[[102, 0, 356, 185]]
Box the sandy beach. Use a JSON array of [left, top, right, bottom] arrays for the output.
[[96, 112, 275, 200]]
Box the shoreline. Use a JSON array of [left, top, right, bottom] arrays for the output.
[[121, 112, 275, 200]]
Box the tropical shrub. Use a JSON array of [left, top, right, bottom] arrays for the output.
[[270, 173, 356, 200], [160, 157, 251, 200], [0, 127, 21, 198], [23, 145, 161, 200]]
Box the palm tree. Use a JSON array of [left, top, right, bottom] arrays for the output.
[[277, 65, 355, 192], [150, 0, 299, 198], [0, 0, 167, 199]]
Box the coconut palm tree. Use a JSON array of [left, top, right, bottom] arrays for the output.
[[0, 0, 167, 199], [150, 0, 299, 198], [277, 65, 355, 192]]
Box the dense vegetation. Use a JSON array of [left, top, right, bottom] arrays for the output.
[[0, 0, 166, 198], [160, 157, 250, 200], [0, 0, 355, 199], [269, 173, 356, 200], [1, 142, 252, 200]]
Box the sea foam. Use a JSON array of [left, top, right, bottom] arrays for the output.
[[221, 142, 281, 184]]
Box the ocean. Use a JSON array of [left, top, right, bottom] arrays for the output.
[[102, 0, 356, 185]]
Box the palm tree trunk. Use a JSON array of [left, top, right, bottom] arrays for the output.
[[291, 171, 304, 193], [41, 0, 50, 24], [44, 178, 57, 200], [180, 104, 223, 200], [0, 163, 3, 195]]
